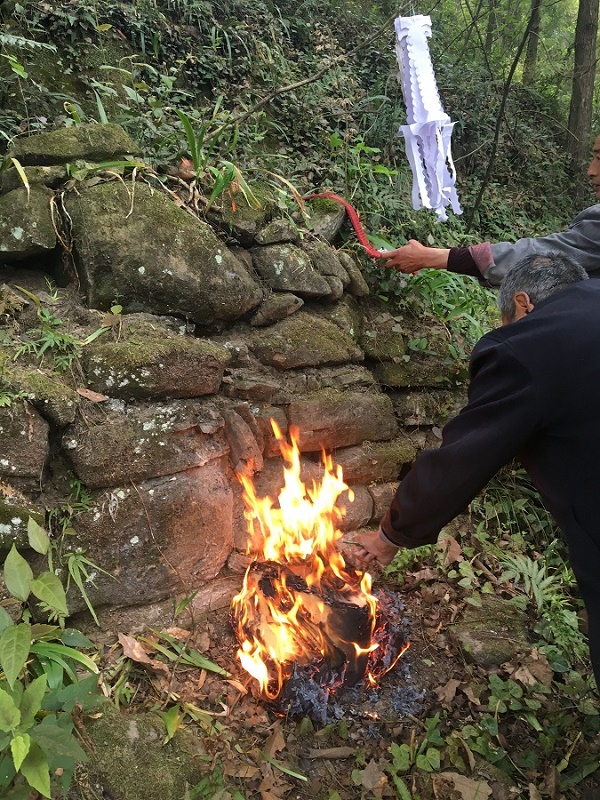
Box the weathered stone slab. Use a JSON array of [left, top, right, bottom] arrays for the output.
[[390, 389, 466, 426], [0, 402, 49, 479], [63, 401, 229, 489], [373, 360, 461, 389], [450, 596, 531, 668], [338, 251, 369, 297], [0, 186, 56, 261], [305, 197, 347, 242], [222, 408, 264, 474], [255, 218, 300, 245], [250, 311, 363, 369], [287, 389, 398, 451], [337, 485, 373, 531], [308, 296, 364, 342], [249, 292, 304, 327], [83, 328, 231, 400], [3, 365, 79, 426], [361, 309, 406, 360], [65, 182, 262, 324], [1, 165, 67, 194], [332, 437, 417, 484], [369, 481, 399, 520], [303, 240, 350, 285], [64, 461, 233, 611], [7, 122, 141, 166], [0, 486, 45, 552], [250, 244, 331, 297]]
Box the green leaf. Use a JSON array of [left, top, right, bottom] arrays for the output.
[[0, 608, 14, 635], [389, 742, 411, 773], [155, 704, 185, 743], [3, 545, 33, 602], [54, 674, 102, 713], [0, 688, 20, 732], [26, 517, 49, 555], [0, 623, 31, 688], [30, 572, 69, 618], [10, 732, 30, 771], [389, 775, 412, 800], [19, 674, 47, 730], [61, 628, 94, 648], [20, 741, 51, 798], [30, 719, 88, 761], [30, 642, 98, 674]]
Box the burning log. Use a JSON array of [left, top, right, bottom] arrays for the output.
[[230, 421, 409, 720]]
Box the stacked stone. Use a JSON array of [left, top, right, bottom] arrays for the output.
[[0, 124, 465, 624]]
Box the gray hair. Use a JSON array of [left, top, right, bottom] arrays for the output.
[[498, 253, 588, 321]]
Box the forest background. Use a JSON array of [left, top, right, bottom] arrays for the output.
[[1, 0, 600, 799]]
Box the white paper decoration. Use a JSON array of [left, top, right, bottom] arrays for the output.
[[395, 15, 462, 221]]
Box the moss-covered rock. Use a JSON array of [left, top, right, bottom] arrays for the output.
[[361, 310, 406, 360], [332, 436, 418, 484], [0, 185, 56, 260], [65, 181, 262, 325], [250, 310, 363, 369], [255, 217, 301, 245], [0, 488, 45, 552], [287, 388, 398, 451], [3, 364, 79, 426], [83, 330, 231, 400], [73, 703, 207, 800], [450, 596, 531, 668], [7, 122, 141, 166], [0, 164, 68, 194], [373, 357, 462, 388], [250, 243, 332, 297]]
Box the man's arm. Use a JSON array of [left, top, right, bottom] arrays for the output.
[[380, 336, 541, 548]]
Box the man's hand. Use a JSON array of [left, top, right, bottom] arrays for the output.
[[378, 239, 450, 274], [351, 529, 399, 567]]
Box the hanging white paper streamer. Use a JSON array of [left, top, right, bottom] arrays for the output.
[[395, 15, 461, 221]]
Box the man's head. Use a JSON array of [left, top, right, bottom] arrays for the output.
[[498, 254, 588, 324], [587, 135, 600, 200]]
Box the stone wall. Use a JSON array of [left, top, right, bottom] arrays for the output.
[[0, 124, 467, 625]]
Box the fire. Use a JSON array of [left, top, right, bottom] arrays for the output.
[[231, 421, 408, 702]]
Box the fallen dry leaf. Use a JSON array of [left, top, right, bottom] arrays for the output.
[[529, 783, 543, 800], [433, 771, 492, 800], [76, 387, 109, 402], [359, 760, 388, 796], [438, 534, 464, 566], [118, 632, 169, 676], [435, 678, 461, 707], [264, 720, 286, 758]]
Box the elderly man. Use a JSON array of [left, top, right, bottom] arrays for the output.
[[379, 136, 600, 284], [355, 253, 600, 686]]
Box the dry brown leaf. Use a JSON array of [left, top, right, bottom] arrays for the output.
[[161, 626, 191, 641], [76, 387, 109, 402], [438, 534, 464, 566], [118, 633, 170, 676], [224, 762, 259, 779], [359, 760, 388, 796], [433, 772, 492, 800], [529, 784, 543, 800], [411, 567, 437, 582], [225, 678, 248, 695], [435, 678, 461, 706], [118, 633, 153, 664], [264, 720, 286, 758], [461, 685, 483, 707]]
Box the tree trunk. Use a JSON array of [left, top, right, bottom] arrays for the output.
[[567, 0, 600, 201], [485, 0, 498, 51], [522, 0, 542, 84]]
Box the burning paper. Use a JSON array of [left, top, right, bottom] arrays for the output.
[[395, 14, 462, 221], [230, 422, 408, 716]]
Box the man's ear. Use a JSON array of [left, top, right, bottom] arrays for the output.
[[513, 291, 535, 320]]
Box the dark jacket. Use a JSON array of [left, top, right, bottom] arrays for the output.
[[381, 280, 600, 655]]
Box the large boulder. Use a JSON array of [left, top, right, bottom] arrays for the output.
[[64, 182, 263, 325]]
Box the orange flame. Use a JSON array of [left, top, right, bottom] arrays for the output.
[[231, 421, 384, 699]]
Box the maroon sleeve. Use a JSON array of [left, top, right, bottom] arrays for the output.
[[447, 247, 483, 279]]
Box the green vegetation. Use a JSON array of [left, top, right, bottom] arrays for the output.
[[0, 518, 101, 798]]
